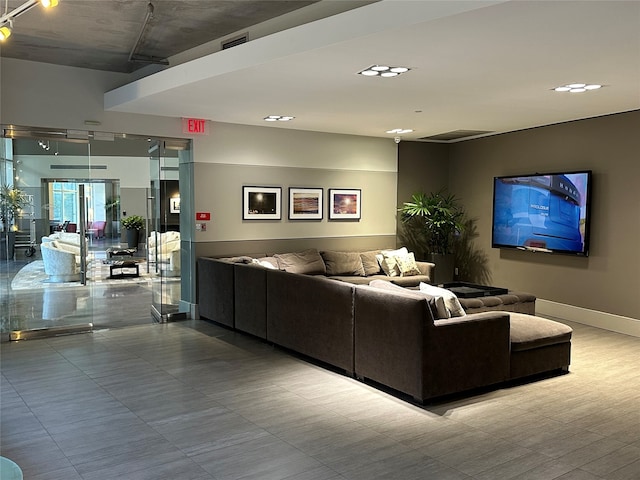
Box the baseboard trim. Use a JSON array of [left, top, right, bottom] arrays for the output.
[[537, 299, 640, 338]]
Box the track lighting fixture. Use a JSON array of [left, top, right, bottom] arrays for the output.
[[0, 0, 60, 42], [0, 19, 11, 41]]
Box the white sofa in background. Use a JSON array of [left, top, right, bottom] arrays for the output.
[[148, 231, 181, 276], [40, 240, 81, 282]]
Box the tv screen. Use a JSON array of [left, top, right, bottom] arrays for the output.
[[492, 170, 592, 256]]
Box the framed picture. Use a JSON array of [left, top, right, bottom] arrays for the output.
[[329, 188, 361, 220], [169, 197, 180, 214], [243, 186, 282, 220], [289, 187, 323, 220]]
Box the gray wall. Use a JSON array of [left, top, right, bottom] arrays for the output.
[[398, 111, 640, 320]]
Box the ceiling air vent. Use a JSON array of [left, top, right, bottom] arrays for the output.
[[222, 34, 248, 50], [419, 130, 494, 142]]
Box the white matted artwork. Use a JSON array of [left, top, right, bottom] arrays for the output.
[[329, 188, 361, 220], [289, 187, 323, 220], [169, 197, 180, 213], [243, 186, 282, 220]]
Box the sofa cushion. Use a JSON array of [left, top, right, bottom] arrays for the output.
[[274, 249, 326, 275], [509, 313, 573, 352], [360, 250, 382, 276], [388, 275, 432, 287], [419, 282, 466, 318], [321, 251, 366, 276]]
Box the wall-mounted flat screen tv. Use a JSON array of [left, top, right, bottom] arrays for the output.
[[492, 170, 592, 256]]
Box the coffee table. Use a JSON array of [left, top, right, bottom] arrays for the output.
[[103, 259, 141, 279], [440, 282, 508, 298]]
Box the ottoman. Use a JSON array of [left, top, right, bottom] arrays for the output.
[[509, 313, 573, 380]]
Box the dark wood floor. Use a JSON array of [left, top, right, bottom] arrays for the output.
[[1, 318, 638, 480]]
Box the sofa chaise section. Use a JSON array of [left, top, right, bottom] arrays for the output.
[[353, 285, 511, 402], [266, 268, 355, 375]]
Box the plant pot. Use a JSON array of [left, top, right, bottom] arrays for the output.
[[427, 253, 455, 285], [125, 229, 140, 249]]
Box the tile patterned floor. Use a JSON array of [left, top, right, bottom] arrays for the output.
[[1, 319, 639, 480]]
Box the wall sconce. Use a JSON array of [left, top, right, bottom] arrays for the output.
[[0, 0, 60, 42]]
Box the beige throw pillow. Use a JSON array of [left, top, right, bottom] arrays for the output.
[[395, 252, 421, 277]]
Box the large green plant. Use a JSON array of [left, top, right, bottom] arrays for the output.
[[399, 190, 465, 256], [121, 214, 145, 231], [0, 184, 31, 232]]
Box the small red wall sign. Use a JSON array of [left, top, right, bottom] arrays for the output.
[[182, 118, 209, 135], [196, 212, 211, 221]]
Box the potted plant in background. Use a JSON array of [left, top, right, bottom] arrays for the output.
[[120, 214, 144, 249], [0, 184, 31, 260], [399, 190, 465, 284]]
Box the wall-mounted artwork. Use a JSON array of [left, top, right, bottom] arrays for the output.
[[289, 187, 323, 220], [329, 188, 361, 220], [243, 186, 282, 220], [169, 196, 180, 213]]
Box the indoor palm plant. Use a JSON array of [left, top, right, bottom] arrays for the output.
[[0, 184, 31, 259], [121, 214, 145, 248], [399, 190, 465, 283]]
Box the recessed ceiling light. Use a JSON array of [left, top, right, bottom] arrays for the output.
[[358, 65, 411, 77], [553, 83, 603, 93], [386, 128, 414, 134], [264, 115, 294, 122]]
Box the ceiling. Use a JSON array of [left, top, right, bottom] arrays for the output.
[[4, 0, 640, 142], [0, 0, 324, 72]]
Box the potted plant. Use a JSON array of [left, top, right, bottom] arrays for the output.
[[399, 190, 465, 283], [120, 214, 145, 248], [0, 184, 31, 260]]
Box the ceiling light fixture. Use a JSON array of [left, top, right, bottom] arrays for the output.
[[358, 65, 411, 78], [0, 0, 60, 42], [0, 20, 11, 40], [553, 83, 602, 93], [386, 128, 413, 134], [264, 115, 295, 122]]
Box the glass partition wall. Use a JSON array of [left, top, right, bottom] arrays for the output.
[[1, 128, 191, 340]]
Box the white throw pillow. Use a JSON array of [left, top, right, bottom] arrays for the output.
[[419, 282, 466, 317], [376, 247, 409, 276]]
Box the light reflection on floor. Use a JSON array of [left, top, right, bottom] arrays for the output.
[[0, 237, 181, 340]]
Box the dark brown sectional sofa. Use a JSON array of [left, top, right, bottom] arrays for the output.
[[197, 249, 572, 403]]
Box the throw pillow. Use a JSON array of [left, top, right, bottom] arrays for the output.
[[252, 257, 278, 269], [320, 251, 366, 276], [368, 279, 446, 320], [419, 282, 466, 317], [395, 252, 421, 277], [376, 247, 409, 276], [274, 249, 326, 275], [360, 250, 382, 276]]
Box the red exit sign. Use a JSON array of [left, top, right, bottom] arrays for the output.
[[182, 118, 209, 135], [196, 212, 211, 221]]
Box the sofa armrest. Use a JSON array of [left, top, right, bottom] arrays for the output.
[[424, 312, 511, 398], [416, 261, 435, 282]]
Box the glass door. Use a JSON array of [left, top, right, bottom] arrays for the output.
[[148, 140, 184, 322], [1, 134, 95, 339]]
